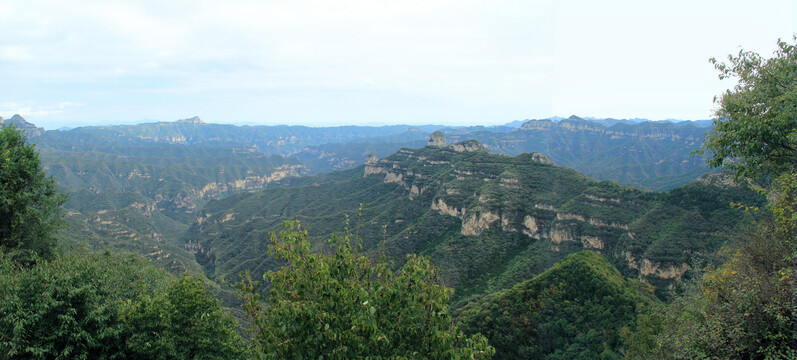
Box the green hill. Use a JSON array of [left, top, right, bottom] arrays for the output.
[[457, 250, 655, 359]]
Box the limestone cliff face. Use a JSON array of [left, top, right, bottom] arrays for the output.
[[149, 165, 305, 213], [461, 212, 500, 236], [624, 251, 691, 279], [431, 199, 465, 217], [448, 140, 484, 152]]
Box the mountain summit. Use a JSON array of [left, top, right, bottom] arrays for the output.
[[177, 116, 205, 125], [1, 114, 44, 137]]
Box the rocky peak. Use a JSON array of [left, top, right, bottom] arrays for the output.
[[365, 153, 379, 165], [428, 131, 446, 147], [177, 116, 205, 125], [520, 119, 554, 130], [1, 114, 44, 137], [528, 152, 554, 165]]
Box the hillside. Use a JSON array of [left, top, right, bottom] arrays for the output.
[[36, 132, 305, 272], [184, 134, 762, 302], [457, 251, 655, 359]]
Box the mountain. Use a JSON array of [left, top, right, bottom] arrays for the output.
[[29, 115, 714, 190], [457, 250, 655, 359], [1, 114, 44, 137], [447, 116, 713, 190], [15, 115, 731, 278], [23, 115, 715, 191], [44, 116, 444, 152], [35, 131, 306, 272], [183, 135, 763, 303]]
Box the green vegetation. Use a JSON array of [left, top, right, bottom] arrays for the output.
[[239, 220, 494, 359], [626, 38, 797, 359], [624, 219, 794, 359], [39, 135, 303, 273], [0, 124, 66, 263], [458, 251, 654, 359], [702, 37, 797, 180], [187, 143, 761, 304], [2, 36, 790, 357], [0, 250, 245, 359], [0, 125, 245, 359], [122, 274, 246, 360]]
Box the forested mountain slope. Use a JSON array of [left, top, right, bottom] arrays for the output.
[[184, 135, 762, 302], [457, 251, 656, 359], [9, 114, 720, 277], [32, 124, 307, 272]]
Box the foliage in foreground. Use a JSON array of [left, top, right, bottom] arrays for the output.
[[0, 124, 65, 263], [626, 37, 797, 359], [0, 250, 245, 359], [239, 220, 495, 359], [457, 251, 655, 360], [701, 37, 797, 180]]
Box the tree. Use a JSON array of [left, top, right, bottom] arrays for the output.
[[239, 220, 495, 359], [0, 124, 65, 262], [627, 38, 797, 359], [0, 250, 170, 359], [700, 37, 797, 180], [0, 250, 246, 359], [122, 274, 246, 360]]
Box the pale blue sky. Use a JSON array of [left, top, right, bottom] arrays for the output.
[[1, 0, 795, 129]]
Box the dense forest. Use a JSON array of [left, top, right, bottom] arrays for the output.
[[1, 39, 795, 359]]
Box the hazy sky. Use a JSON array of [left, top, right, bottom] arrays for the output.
[[1, 0, 795, 128]]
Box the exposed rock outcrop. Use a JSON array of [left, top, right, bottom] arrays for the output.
[[448, 140, 484, 152], [428, 131, 446, 147], [1, 114, 44, 137], [697, 172, 748, 189], [461, 211, 500, 236]]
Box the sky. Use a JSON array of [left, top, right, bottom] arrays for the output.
[[0, 0, 795, 129]]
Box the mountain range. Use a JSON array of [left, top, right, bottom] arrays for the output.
[[2, 114, 759, 358], [184, 133, 761, 302]]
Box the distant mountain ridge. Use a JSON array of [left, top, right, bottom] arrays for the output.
[[504, 115, 713, 128], [519, 116, 704, 142], [449, 116, 712, 190], [16, 114, 716, 191]]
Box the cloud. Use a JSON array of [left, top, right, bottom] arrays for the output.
[[0, 102, 83, 118], [0, 0, 794, 127]]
